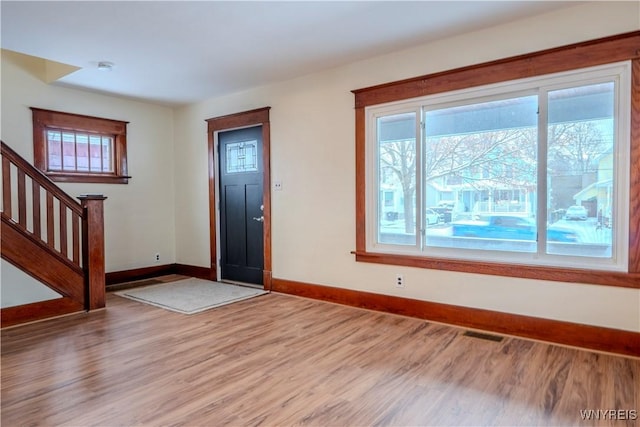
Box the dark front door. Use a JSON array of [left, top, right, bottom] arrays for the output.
[[218, 126, 264, 285]]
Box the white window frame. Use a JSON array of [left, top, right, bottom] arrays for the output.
[[365, 61, 631, 272]]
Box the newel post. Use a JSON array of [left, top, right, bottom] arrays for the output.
[[78, 194, 107, 311]]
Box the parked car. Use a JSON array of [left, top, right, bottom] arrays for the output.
[[451, 215, 582, 242], [565, 205, 588, 221], [452, 215, 535, 240], [425, 208, 440, 226]]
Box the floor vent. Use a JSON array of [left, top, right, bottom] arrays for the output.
[[462, 330, 504, 342]]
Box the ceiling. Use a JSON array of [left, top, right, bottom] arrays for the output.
[[1, 1, 579, 106]]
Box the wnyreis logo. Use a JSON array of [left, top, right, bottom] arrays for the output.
[[580, 409, 637, 421]]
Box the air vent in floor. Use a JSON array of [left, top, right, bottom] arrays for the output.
[[462, 330, 504, 342]]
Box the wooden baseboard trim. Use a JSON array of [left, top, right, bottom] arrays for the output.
[[106, 263, 214, 287], [174, 264, 214, 281], [106, 264, 177, 286], [1, 297, 84, 329], [271, 278, 640, 358]]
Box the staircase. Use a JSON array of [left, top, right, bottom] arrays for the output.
[[1, 141, 106, 327]]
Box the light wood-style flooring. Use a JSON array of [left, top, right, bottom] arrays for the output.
[[2, 281, 638, 426]]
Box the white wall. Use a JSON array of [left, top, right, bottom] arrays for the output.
[[173, 2, 640, 332], [1, 260, 61, 308], [1, 53, 177, 273]]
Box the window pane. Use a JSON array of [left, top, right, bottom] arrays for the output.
[[101, 137, 113, 172], [62, 132, 76, 171], [546, 82, 614, 258], [76, 134, 89, 171], [45, 128, 116, 175], [377, 112, 416, 245], [46, 130, 62, 171], [89, 134, 103, 172], [424, 95, 538, 252], [226, 140, 258, 173]]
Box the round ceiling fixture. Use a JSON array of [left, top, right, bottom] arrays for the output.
[[97, 61, 114, 71]]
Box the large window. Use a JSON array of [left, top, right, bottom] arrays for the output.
[[371, 66, 629, 271], [32, 108, 130, 184], [354, 32, 639, 287]]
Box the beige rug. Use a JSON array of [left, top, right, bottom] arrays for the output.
[[115, 278, 267, 314]]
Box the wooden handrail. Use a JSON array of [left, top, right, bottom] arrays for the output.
[[1, 141, 82, 215], [1, 141, 84, 269], [1, 140, 107, 316]]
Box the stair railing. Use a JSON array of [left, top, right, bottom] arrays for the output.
[[1, 140, 106, 311]]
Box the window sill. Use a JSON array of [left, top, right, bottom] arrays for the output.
[[46, 173, 130, 184], [352, 250, 640, 289]]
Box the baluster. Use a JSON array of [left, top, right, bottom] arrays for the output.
[[60, 201, 67, 258], [46, 192, 54, 248], [2, 157, 11, 218], [17, 169, 26, 226], [72, 211, 80, 265], [33, 180, 41, 240]]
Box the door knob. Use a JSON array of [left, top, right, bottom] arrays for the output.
[[252, 216, 264, 222]]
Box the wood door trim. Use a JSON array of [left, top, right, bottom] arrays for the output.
[[206, 108, 272, 288]]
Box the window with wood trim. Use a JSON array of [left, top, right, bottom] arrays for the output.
[[31, 108, 130, 184], [352, 32, 640, 289]]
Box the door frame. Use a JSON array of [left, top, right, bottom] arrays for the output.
[[206, 107, 272, 289]]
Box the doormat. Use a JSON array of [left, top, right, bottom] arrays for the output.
[[115, 278, 267, 314]]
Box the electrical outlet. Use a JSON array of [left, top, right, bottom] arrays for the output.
[[274, 181, 283, 191], [155, 253, 160, 262], [395, 274, 404, 288]]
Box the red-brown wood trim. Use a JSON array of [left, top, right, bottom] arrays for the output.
[[1, 216, 84, 300], [261, 120, 272, 289], [32, 180, 41, 239], [30, 109, 130, 184], [30, 108, 128, 135], [2, 156, 11, 217], [0, 297, 84, 329], [629, 58, 640, 273], [46, 192, 54, 245], [263, 270, 273, 291], [105, 263, 215, 287], [174, 264, 213, 281], [205, 107, 272, 288], [17, 169, 26, 226], [271, 278, 640, 357], [105, 264, 177, 286], [1, 141, 83, 216], [72, 212, 80, 265], [352, 31, 640, 107], [352, 32, 640, 287], [355, 107, 366, 253], [353, 251, 640, 289], [59, 203, 67, 257], [206, 107, 270, 131], [78, 195, 107, 311], [44, 173, 130, 184], [206, 122, 218, 282]]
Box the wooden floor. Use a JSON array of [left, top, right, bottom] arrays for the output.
[[2, 283, 638, 426]]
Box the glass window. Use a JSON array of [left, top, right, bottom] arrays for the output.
[[32, 108, 129, 184], [46, 130, 114, 174], [377, 112, 416, 246], [424, 95, 538, 253], [546, 82, 614, 258], [226, 140, 258, 173], [366, 62, 630, 271]]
